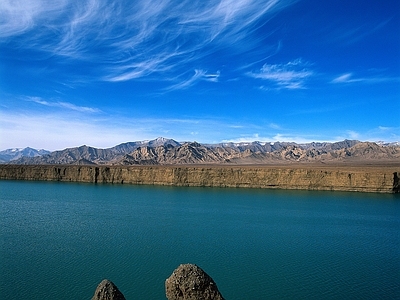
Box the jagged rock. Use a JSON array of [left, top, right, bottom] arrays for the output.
[[92, 279, 126, 300], [165, 264, 224, 300]]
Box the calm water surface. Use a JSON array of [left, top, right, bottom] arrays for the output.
[[1, 180, 399, 299]]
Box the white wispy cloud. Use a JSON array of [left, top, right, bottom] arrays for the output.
[[0, 110, 249, 150], [203, 71, 221, 82], [0, 0, 297, 88], [221, 134, 266, 143], [272, 133, 322, 143], [367, 126, 400, 142], [331, 73, 354, 83], [331, 72, 400, 84], [327, 19, 392, 46], [2, 108, 398, 150], [221, 133, 320, 144], [335, 126, 400, 143], [0, 112, 132, 150], [0, 0, 69, 38], [248, 59, 314, 89], [345, 130, 360, 140], [268, 123, 281, 130], [164, 69, 220, 91], [25, 96, 101, 113]]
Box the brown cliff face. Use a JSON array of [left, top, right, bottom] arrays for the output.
[[0, 165, 398, 193]]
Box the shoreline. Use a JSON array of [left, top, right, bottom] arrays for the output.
[[1, 164, 399, 193]]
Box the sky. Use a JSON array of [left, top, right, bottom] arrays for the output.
[[1, 0, 399, 151]]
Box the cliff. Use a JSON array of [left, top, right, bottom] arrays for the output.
[[0, 164, 399, 193]]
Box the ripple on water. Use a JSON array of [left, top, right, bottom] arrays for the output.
[[1, 182, 399, 299]]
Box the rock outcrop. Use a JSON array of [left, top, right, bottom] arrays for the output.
[[91, 264, 223, 300], [165, 264, 224, 300], [92, 279, 126, 300]]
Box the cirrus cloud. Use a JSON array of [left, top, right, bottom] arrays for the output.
[[25, 96, 101, 113], [1, 0, 297, 87], [248, 59, 314, 89], [331, 72, 400, 84]]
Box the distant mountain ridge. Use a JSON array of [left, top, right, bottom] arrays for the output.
[[3, 138, 400, 165], [0, 147, 50, 163]]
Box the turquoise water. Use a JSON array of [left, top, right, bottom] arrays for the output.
[[0, 180, 399, 299]]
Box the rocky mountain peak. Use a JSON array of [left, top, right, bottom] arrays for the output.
[[0, 147, 51, 163], [3, 138, 400, 165]]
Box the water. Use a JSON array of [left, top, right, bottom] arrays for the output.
[[0, 180, 399, 299]]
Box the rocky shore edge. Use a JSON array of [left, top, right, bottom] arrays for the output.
[[92, 264, 224, 300], [0, 164, 399, 193]]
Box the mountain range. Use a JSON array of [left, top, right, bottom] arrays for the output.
[[2, 137, 399, 165], [0, 147, 51, 163]]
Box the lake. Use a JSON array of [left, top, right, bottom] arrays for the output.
[[0, 180, 399, 299]]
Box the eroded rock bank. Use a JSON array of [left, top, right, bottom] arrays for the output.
[[0, 164, 399, 193]]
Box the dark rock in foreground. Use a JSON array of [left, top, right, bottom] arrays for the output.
[[165, 264, 224, 300], [91, 264, 224, 299], [92, 279, 126, 300]]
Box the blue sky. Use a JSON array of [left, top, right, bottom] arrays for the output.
[[1, 0, 399, 150]]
